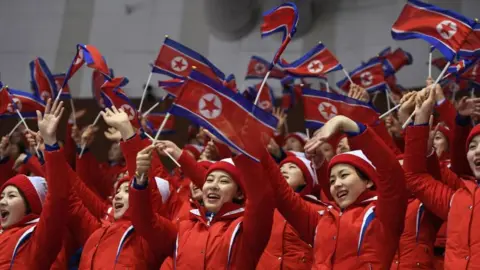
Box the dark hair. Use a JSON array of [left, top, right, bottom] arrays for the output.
[[16, 188, 32, 215], [355, 168, 376, 190]]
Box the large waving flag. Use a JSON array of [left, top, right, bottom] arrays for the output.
[[29, 57, 57, 102], [144, 112, 175, 135], [169, 70, 278, 161], [302, 88, 379, 128], [280, 42, 343, 77], [391, 0, 476, 61], [247, 82, 275, 112], [459, 24, 480, 57], [0, 86, 46, 119], [63, 44, 110, 89], [100, 77, 140, 128], [152, 37, 225, 81], [382, 48, 413, 75], [245, 56, 285, 80], [337, 60, 386, 93], [52, 74, 71, 99], [261, 2, 299, 65]]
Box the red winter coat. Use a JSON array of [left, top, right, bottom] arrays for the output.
[[130, 154, 275, 269], [265, 127, 407, 269], [404, 125, 480, 269], [257, 210, 313, 269], [0, 148, 69, 269]]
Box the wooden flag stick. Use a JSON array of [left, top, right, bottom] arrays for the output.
[[142, 102, 160, 118], [342, 69, 354, 84], [138, 71, 153, 113], [254, 71, 271, 105], [8, 120, 23, 137], [78, 112, 102, 158]]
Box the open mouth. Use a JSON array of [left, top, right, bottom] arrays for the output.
[[114, 203, 124, 210], [474, 159, 480, 167], [336, 190, 348, 200], [206, 193, 220, 202], [0, 210, 9, 221], [282, 174, 290, 180]]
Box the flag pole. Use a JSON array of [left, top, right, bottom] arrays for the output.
[[54, 88, 63, 102], [138, 71, 153, 113], [326, 81, 330, 93], [152, 112, 171, 143], [8, 120, 23, 137], [385, 89, 391, 111], [142, 101, 160, 118], [143, 131, 181, 167], [78, 111, 102, 158], [402, 62, 451, 129], [428, 49, 432, 78], [69, 98, 77, 126], [254, 71, 271, 105], [342, 69, 354, 84]]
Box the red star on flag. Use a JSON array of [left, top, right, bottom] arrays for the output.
[[440, 22, 455, 36], [322, 103, 335, 118], [174, 59, 186, 70], [201, 97, 219, 114]]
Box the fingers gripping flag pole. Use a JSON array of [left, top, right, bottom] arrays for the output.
[[402, 62, 451, 128]]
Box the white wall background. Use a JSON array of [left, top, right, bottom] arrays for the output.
[[0, 0, 479, 98]]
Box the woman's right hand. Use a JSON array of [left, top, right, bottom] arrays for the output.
[[155, 140, 183, 160]]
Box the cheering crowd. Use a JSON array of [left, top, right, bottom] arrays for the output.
[[0, 78, 479, 269]]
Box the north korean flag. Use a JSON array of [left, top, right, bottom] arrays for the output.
[[52, 74, 71, 99], [459, 24, 480, 57], [447, 58, 475, 74], [100, 77, 141, 128], [432, 57, 449, 70], [0, 86, 46, 119], [302, 88, 379, 129], [337, 60, 386, 93], [245, 56, 285, 80], [223, 74, 238, 93], [458, 59, 480, 81], [382, 48, 413, 75], [391, 0, 476, 61], [261, 2, 299, 65], [92, 70, 111, 108], [29, 57, 57, 102], [158, 78, 185, 98], [152, 37, 225, 81], [144, 112, 175, 135], [0, 86, 11, 115], [247, 82, 276, 113], [365, 47, 392, 64], [169, 70, 278, 162], [63, 44, 110, 89], [280, 83, 303, 111], [280, 42, 343, 77]]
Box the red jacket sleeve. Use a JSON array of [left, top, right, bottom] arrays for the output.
[[23, 155, 45, 177], [29, 148, 71, 267], [404, 126, 456, 221], [231, 153, 275, 267], [67, 190, 103, 245], [76, 150, 114, 200], [129, 179, 177, 258], [435, 99, 456, 131], [450, 122, 472, 177], [369, 121, 402, 156], [177, 151, 207, 188], [263, 151, 322, 245], [349, 127, 407, 241]]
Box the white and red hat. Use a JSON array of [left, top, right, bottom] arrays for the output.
[[183, 144, 205, 160], [285, 132, 308, 146], [1, 175, 47, 215], [328, 150, 380, 186], [467, 125, 480, 151], [280, 151, 317, 195]]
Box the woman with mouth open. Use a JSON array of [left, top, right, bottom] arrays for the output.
[[129, 132, 275, 269], [0, 99, 70, 269], [263, 114, 408, 269]]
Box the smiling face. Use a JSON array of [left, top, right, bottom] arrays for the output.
[[0, 185, 28, 229], [202, 170, 243, 214], [280, 162, 306, 190], [113, 182, 129, 220], [329, 164, 373, 209], [467, 135, 480, 179]]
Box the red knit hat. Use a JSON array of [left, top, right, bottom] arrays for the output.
[[205, 158, 244, 193], [183, 144, 205, 160], [115, 175, 131, 192], [280, 152, 317, 195], [328, 150, 380, 186], [466, 125, 480, 151], [436, 125, 452, 146], [198, 160, 213, 169], [285, 132, 308, 146], [1, 175, 47, 215]]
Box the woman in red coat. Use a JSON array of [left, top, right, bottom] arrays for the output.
[[130, 140, 275, 269], [256, 152, 316, 269], [0, 99, 70, 269], [404, 87, 480, 269], [267, 115, 407, 269]]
